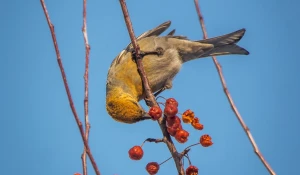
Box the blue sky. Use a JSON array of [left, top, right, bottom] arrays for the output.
[[1, 0, 299, 174]]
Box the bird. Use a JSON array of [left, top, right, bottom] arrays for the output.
[[106, 20, 249, 124]]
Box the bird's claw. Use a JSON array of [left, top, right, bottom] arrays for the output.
[[144, 97, 154, 107], [131, 47, 164, 60]]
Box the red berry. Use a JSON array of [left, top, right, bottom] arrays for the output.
[[167, 126, 177, 136], [166, 98, 178, 107], [164, 104, 178, 117], [167, 123, 182, 136], [146, 162, 160, 174], [186, 165, 198, 175], [128, 146, 144, 160], [148, 106, 162, 120], [166, 115, 181, 127], [192, 122, 204, 130], [182, 109, 195, 123], [175, 129, 189, 143], [200, 134, 213, 147], [191, 117, 203, 130], [166, 116, 182, 136]]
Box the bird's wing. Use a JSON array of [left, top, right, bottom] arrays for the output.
[[136, 21, 171, 40]]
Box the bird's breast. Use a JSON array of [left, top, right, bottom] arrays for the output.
[[142, 48, 182, 93]]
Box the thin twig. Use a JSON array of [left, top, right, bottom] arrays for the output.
[[118, 1, 184, 174], [193, 0, 275, 174], [81, 0, 91, 175], [184, 154, 192, 166], [40, 1, 100, 175], [158, 147, 191, 166], [185, 143, 200, 151], [179, 148, 191, 159], [141, 138, 165, 147], [159, 156, 173, 166]]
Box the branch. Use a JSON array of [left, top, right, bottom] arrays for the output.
[[40, 1, 100, 175], [193, 0, 276, 174], [118, 1, 184, 174], [81, 0, 91, 175]]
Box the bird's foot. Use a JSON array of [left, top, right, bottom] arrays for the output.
[[154, 87, 166, 97], [131, 47, 164, 60], [154, 80, 172, 97], [144, 97, 154, 107]]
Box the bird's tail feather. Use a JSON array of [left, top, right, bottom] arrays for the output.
[[198, 29, 249, 57], [201, 44, 249, 57]]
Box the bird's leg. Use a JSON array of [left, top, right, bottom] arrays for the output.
[[131, 46, 165, 107], [144, 97, 154, 107], [140, 47, 164, 57], [154, 87, 166, 97], [131, 47, 164, 60]]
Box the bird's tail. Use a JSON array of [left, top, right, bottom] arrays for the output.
[[197, 29, 249, 58]]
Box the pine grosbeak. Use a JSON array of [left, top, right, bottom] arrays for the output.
[[106, 21, 249, 123]]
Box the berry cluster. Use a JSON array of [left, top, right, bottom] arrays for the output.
[[128, 97, 213, 174], [182, 109, 204, 130]]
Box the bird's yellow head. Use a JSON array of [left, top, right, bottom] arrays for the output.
[[106, 87, 146, 124]]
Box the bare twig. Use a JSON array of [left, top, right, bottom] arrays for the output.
[[158, 146, 191, 166], [159, 156, 173, 166], [40, 1, 100, 175], [180, 149, 191, 159], [184, 154, 192, 166], [81, 0, 91, 175], [141, 138, 165, 147], [193, 0, 275, 174], [118, 0, 184, 174], [185, 143, 200, 151]]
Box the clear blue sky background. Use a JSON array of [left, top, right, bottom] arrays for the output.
[[1, 0, 299, 174]]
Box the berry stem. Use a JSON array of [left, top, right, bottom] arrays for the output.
[[159, 156, 173, 165], [185, 154, 192, 166], [185, 143, 200, 150], [156, 96, 167, 101], [141, 138, 165, 147]]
